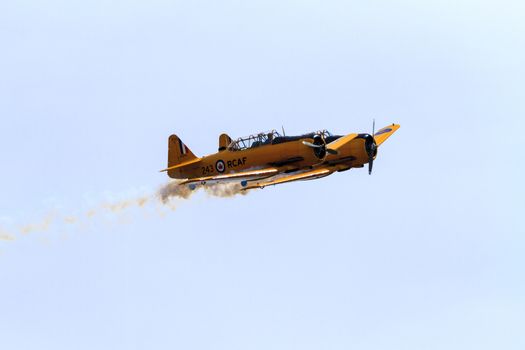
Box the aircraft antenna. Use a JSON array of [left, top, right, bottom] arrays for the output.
[[281, 125, 286, 137]]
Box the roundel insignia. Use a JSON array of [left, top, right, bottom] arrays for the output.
[[216, 160, 225, 173], [375, 128, 392, 136]]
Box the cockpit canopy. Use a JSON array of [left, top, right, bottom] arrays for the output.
[[227, 130, 281, 151], [227, 129, 334, 151]]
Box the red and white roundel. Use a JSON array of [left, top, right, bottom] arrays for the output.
[[215, 160, 225, 173]]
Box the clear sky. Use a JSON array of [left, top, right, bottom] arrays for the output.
[[1, 1, 524, 349]]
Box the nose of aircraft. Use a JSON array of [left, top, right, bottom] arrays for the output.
[[364, 134, 377, 174]]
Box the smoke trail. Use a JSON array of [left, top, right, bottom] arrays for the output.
[[102, 196, 150, 213], [157, 181, 194, 203], [19, 213, 54, 235], [203, 183, 248, 198], [0, 227, 15, 241], [157, 180, 249, 203], [2, 181, 249, 242], [64, 216, 77, 224]]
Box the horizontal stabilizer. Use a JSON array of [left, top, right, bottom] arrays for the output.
[[159, 158, 201, 172]]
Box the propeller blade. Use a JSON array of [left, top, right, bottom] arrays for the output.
[[302, 141, 322, 148], [326, 148, 339, 155], [368, 141, 376, 175]]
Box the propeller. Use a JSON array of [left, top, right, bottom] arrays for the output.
[[367, 119, 377, 175], [302, 141, 338, 155], [302, 133, 338, 158]]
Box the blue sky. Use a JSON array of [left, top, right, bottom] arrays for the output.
[[1, 1, 524, 349]]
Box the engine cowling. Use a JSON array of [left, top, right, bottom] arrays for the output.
[[312, 134, 327, 159], [364, 134, 377, 174]]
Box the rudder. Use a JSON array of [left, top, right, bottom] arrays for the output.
[[168, 134, 197, 168]]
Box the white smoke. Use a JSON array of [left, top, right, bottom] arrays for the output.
[[157, 180, 248, 202], [157, 181, 195, 203], [0, 227, 15, 241], [1, 181, 249, 243], [203, 183, 248, 198]]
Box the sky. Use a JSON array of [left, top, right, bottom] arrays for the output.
[[1, 0, 524, 349]]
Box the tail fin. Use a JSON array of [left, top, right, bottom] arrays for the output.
[[218, 133, 232, 151], [168, 134, 198, 168]]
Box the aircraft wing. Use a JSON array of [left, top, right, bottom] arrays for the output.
[[243, 167, 334, 190], [327, 133, 359, 152], [374, 124, 400, 146], [180, 167, 280, 185]]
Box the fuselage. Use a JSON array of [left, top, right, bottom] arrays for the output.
[[168, 134, 373, 180]]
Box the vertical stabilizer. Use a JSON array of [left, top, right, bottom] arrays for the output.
[[168, 134, 197, 168]]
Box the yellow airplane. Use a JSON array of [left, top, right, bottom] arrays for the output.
[[161, 122, 400, 190]]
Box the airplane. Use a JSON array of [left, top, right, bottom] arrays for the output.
[[160, 122, 400, 190]]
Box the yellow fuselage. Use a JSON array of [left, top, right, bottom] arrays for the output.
[[168, 137, 371, 180]]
